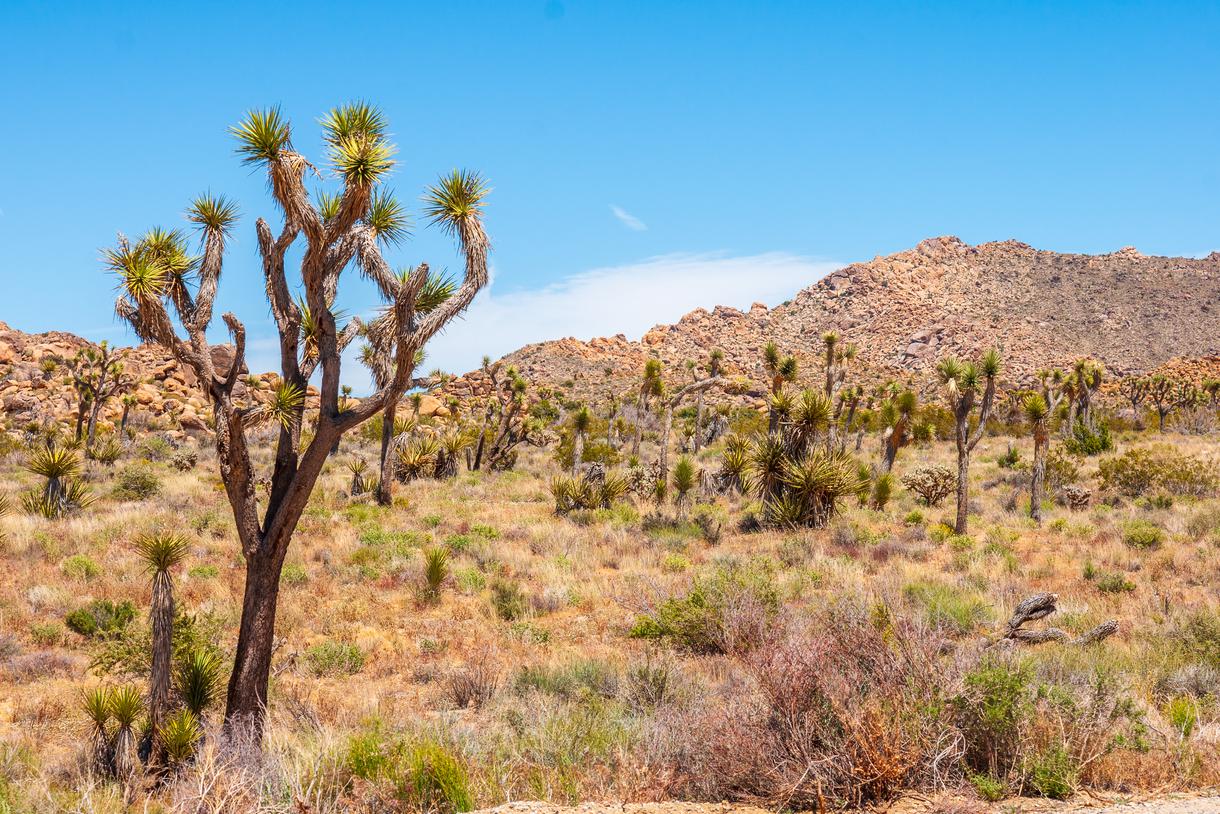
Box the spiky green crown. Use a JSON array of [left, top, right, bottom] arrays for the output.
[[423, 169, 490, 237], [231, 107, 292, 165], [133, 532, 189, 573], [187, 193, 240, 235]]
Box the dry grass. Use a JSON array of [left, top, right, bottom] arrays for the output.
[[0, 421, 1218, 811]]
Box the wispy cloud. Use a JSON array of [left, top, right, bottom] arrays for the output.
[[422, 251, 840, 382], [246, 252, 841, 394], [609, 204, 647, 232]]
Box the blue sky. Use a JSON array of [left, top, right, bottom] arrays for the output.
[[1, 1, 1217, 385]]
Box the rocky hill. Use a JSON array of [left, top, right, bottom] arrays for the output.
[[448, 236, 1220, 400]]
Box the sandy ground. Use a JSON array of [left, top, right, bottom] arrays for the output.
[[470, 794, 1220, 814]]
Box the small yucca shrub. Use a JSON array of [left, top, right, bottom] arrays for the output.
[[160, 709, 203, 767], [423, 546, 450, 601]]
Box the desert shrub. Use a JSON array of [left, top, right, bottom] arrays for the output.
[[60, 553, 100, 581], [513, 658, 618, 700], [956, 657, 1033, 778], [901, 465, 955, 507], [624, 656, 676, 710], [1099, 445, 1218, 497], [1063, 420, 1113, 456], [113, 463, 162, 500], [1162, 695, 1199, 738], [550, 472, 630, 514], [970, 772, 1005, 802], [397, 740, 473, 814], [996, 444, 1021, 469], [629, 559, 778, 654], [64, 599, 136, 638], [1044, 447, 1079, 490], [87, 436, 123, 465], [445, 654, 500, 709], [170, 447, 198, 471], [654, 606, 952, 810], [1095, 572, 1136, 594], [304, 640, 365, 676], [280, 562, 309, 585], [1121, 519, 1164, 550], [692, 503, 726, 544], [491, 579, 528, 621], [1026, 745, 1075, 799], [903, 580, 990, 635], [29, 621, 65, 647], [1173, 610, 1220, 668]]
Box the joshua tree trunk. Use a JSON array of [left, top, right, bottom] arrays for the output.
[[225, 541, 288, 728], [147, 567, 174, 762], [571, 429, 584, 475], [376, 404, 397, 505], [75, 401, 89, 443], [1029, 420, 1047, 524], [693, 391, 705, 453], [119, 402, 131, 436], [955, 445, 970, 533]]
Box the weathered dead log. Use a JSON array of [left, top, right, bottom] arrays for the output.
[[1073, 619, 1119, 646], [1005, 592, 1058, 634]]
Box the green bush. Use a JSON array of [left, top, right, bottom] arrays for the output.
[[970, 772, 1005, 802], [956, 657, 1032, 777], [1026, 745, 1076, 799], [512, 658, 618, 700], [1099, 445, 1218, 498], [60, 554, 100, 581], [398, 740, 473, 814], [1063, 420, 1113, 456], [281, 562, 309, 585], [1121, 519, 1164, 550], [113, 463, 162, 500], [64, 599, 136, 638], [304, 640, 365, 676], [1096, 572, 1136, 593], [629, 559, 778, 653], [490, 579, 528, 621]]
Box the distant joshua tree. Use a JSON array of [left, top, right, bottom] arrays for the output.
[[105, 103, 490, 738], [936, 349, 1001, 534], [762, 341, 798, 435], [1147, 374, 1198, 432], [64, 341, 131, 448], [631, 358, 665, 456], [1023, 393, 1049, 524]]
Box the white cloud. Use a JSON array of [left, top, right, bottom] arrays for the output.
[[420, 251, 840, 383], [609, 204, 647, 232], [244, 252, 841, 394]]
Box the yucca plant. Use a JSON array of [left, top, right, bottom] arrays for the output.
[[109, 685, 145, 779], [763, 341, 798, 435], [87, 434, 124, 465], [82, 686, 114, 777], [347, 458, 369, 496], [422, 547, 450, 602], [176, 649, 224, 716], [671, 456, 698, 516], [570, 405, 592, 475], [787, 389, 832, 456], [134, 533, 189, 760], [746, 434, 787, 502], [717, 435, 749, 493], [397, 436, 440, 482], [879, 388, 918, 472], [434, 427, 472, 480], [22, 444, 93, 519], [772, 449, 863, 528], [160, 709, 203, 768]]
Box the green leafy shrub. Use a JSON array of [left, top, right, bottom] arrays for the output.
[[956, 657, 1032, 777], [970, 773, 1005, 802], [490, 579, 528, 621], [65, 599, 136, 638], [1121, 519, 1164, 550], [61, 554, 100, 581], [113, 463, 162, 500], [629, 559, 778, 653], [1026, 745, 1076, 799], [1099, 445, 1218, 497], [281, 562, 309, 585], [398, 740, 473, 814], [1096, 572, 1136, 593], [304, 640, 365, 676], [1063, 420, 1113, 456]]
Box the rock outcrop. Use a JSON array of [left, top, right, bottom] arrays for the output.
[[448, 236, 1220, 400]]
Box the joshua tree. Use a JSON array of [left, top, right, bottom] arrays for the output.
[[1064, 359, 1103, 434], [657, 372, 726, 480], [762, 341, 798, 435], [878, 387, 918, 472], [671, 455, 698, 517], [363, 266, 454, 506], [470, 364, 543, 471], [1148, 375, 1198, 432], [134, 533, 189, 763], [109, 686, 144, 781], [106, 104, 490, 736], [631, 358, 665, 456], [1203, 378, 1220, 407], [118, 393, 138, 438], [1118, 376, 1150, 430], [692, 349, 723, 452], [570, 405, 592, 474], [1024, 393, 1049, 524], [64, 341, 131, 448], [936, 349, 1001, 534], [83, 687, 113, 777]]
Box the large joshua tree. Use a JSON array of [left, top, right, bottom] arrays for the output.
[[106, 104, 490, 736], [936, 349, 1001, 534]]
